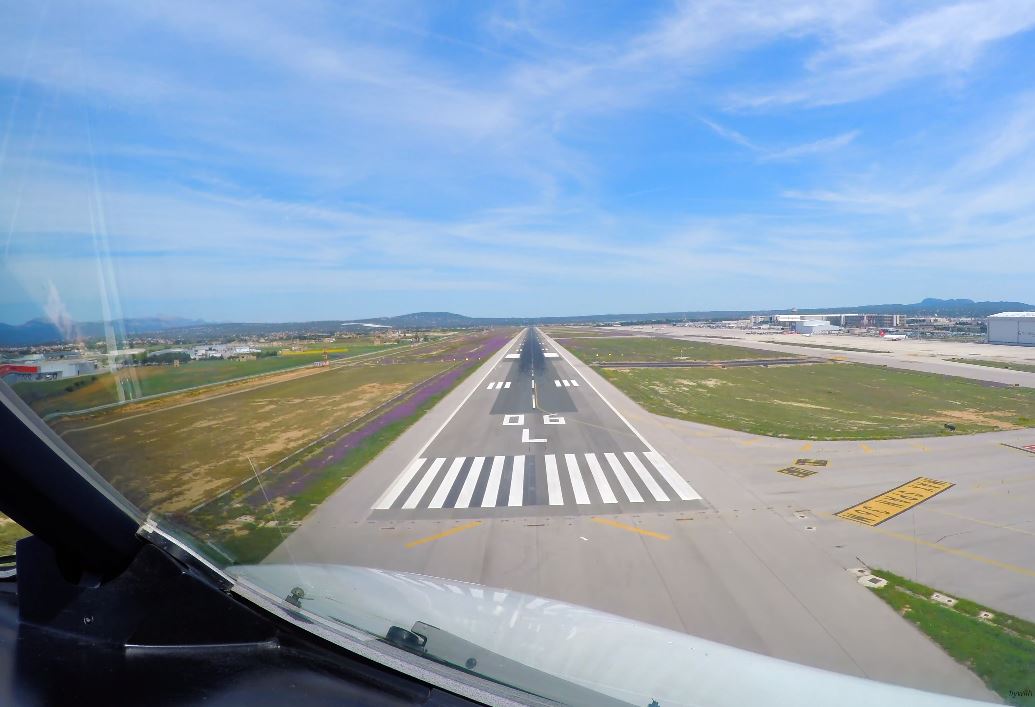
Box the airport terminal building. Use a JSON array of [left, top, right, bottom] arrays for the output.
[[986, 312, 1035, 345]]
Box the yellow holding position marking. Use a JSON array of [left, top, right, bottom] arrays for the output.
[[405, 520, 483, 548], [836, 476, 954, 526], [591, 517, 671, 540]]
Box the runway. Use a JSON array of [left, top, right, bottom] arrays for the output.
[[369, 328, 705, 519], [271, 328, 998, 702]]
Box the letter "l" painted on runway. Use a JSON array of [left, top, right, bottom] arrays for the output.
[[521, 428, 546, 443]]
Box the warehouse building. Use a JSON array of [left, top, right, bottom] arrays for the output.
[[793, 319, 841, 335], [986, 312, 1035, 345]]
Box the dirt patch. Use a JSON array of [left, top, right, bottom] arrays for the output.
[[929, 409, 1022, 429], [771, 400, 835, 410]]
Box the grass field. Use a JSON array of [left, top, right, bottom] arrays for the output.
[[12, 344, 396, 417], [54, 360, 450, 514], [542, 327, 628, 338], [38, 329, 513, 561], [868, 569, 1035, 706], [951, 359, 1035, 374], [600, 362, 1035, 439], [192, 366, 477, 563], [564, 335, 788, 363]]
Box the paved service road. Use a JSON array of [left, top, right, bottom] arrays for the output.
[[273, 328, 997, 703], [370, 328, 704, 520]]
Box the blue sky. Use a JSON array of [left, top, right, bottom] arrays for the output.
[[2, 1, 1035, 325]]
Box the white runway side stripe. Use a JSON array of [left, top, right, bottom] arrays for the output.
[[624, 452, 668, 502], [403, 457, 446, 509], [584, 453, 617, 504], [645, 451, 701, 501], [428, 457, 465, 509], [454, 456, 484, 509], [508, 455, 525, 506], [545, 454, 563, 505], [481, 456, 505, 507], [374, 457, 427, 510], [564, 453, 591, 505], [604, 452, 642, 502]]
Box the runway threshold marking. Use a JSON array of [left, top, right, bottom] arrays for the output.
[[591, 517, 670, 540], [835, 477, 954, 526], [404, 520, 483, 548]]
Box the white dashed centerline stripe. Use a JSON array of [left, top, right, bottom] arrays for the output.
[[564, 453, 591, 505], [545, 454, 563, 505], [481, 456, 505, 507], [645, 451, 701, 501], [428, 457, 465, 508], [584, 453, 617, 504], [508, 455, 525, 506], [374, 457, 426, 510], [624, 452, 668, 502], [604, 452, 643, 502], [403, 457, 446, 509], [454, 456, 484, 509]]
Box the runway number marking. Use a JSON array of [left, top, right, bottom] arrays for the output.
[[795, 458, 828, 467], [778, 466, 817, 478], [522, 428, 547, 443], [836, 477, 954, 527], [543, 414, 565, 425], [502, 415, 524, 426]]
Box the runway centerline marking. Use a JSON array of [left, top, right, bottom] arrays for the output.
[[591, 517, 670, 540], [404, 520, 483, 549]]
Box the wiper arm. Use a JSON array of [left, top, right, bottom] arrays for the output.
[[387, 620, 631, 707]]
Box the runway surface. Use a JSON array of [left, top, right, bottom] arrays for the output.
[[272, 328, 1001, 702], [369, 328, 705, 520]]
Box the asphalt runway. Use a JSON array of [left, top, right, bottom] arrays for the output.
[[272, 328, 1000, 702]]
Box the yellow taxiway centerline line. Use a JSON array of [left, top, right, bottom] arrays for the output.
[[592, 517, 671, 540], [821, 512, 1035, 578], [405, 520, 483, 548]]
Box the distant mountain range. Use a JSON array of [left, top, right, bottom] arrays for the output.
[[0, 317, 205, 347], [2, 299, 1031, 347]]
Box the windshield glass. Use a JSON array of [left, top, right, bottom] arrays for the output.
[[3, 3, 1034, 705]]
